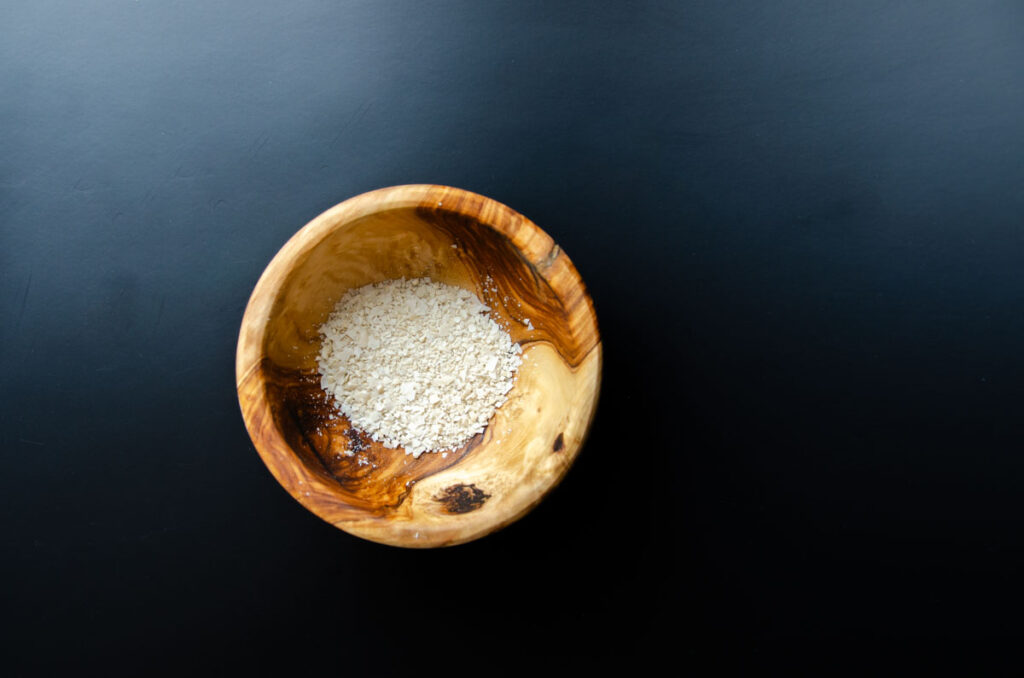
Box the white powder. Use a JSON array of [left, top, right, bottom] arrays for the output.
[[317, 278, 522, 457]]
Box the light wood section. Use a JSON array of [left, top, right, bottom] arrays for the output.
[[236, 185, 601, 547]]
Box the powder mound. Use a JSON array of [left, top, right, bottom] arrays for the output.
[[317, 278, 522, 457]]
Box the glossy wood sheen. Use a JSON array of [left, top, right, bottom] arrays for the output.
[[236, 185, 601, 547]]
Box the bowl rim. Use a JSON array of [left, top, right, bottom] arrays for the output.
[[235, 184, 601, 547]]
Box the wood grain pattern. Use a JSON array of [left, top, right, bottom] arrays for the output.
[[236, 185, 601, 547]]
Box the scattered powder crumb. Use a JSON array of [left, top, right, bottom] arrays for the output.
[[317, 278, 521, 458]]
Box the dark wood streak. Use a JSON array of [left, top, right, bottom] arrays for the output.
[[417, 206, 596, 367], [552, 433, 564, 452], [435, 484, 491, 514], [259, 359, 478, 513]]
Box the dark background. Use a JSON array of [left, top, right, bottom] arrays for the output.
[[3, 0, 1023, 672]]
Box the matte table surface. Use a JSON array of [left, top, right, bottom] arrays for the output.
[[3, 1, 1023, 672]]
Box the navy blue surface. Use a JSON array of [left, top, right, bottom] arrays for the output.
[[3, 0, 1024, 671]]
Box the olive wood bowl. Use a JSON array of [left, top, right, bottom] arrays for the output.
[[236, 185, 601, 547]]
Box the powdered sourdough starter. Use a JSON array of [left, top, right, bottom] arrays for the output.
[[317, 278, 522, 457]]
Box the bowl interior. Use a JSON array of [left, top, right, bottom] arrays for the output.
[[237, 186, 601, 546]]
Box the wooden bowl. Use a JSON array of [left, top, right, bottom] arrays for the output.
[[236, 185, 601, 547]]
